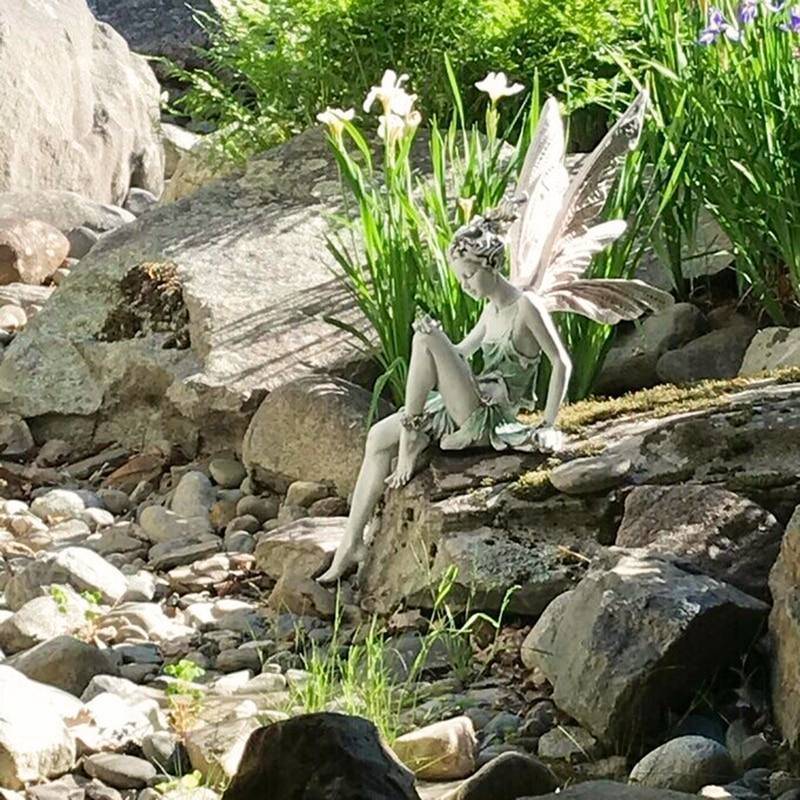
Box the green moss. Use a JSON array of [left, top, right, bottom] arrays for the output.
[[521, 367, 800, 434], [511, 467, 556, 500]]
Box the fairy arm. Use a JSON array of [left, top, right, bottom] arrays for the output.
[[519, 293, 571, 426], [455, 314, 487, 359]]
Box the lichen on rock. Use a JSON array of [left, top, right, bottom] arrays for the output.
[[97, 262, 189, 350]]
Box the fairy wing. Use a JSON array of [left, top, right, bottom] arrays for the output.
[[527, 91, 650, 295], [507, 97, 569, 288], [539, 278, 674, 325]]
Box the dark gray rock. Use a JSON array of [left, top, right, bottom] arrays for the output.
[[629, 736, 736, 793], [595, 303, 707, 394], [524, 781, 697, 799], [656, 316, 756, 384], [9, 635, 119, 696], [221, 713, 420, 800], [616, 484, 783, 600], [448, 752, 557, 799], [523, 552, 768, 749]]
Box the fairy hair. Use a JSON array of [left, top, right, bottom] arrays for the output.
[[448, 193, 528, 272]]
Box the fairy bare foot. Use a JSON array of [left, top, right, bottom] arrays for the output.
[[386, 426, 428, 489], [317, 541, 366, 585]]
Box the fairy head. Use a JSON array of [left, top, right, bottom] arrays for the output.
[[448, 195, 526, 299]]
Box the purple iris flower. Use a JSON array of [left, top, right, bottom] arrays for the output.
[[699, 6, 743, 43], [739, 0, 758, 23], [781, 3, 800, 29]]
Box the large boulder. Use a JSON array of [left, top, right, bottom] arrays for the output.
[[0, 130, 369, 454], [522, 551, 768, 749], [222, 713, 420, 800], [359, 450, 610, 616], [769, 505, 800, 749], [87, 0, 227, 71], [616, 484, 783, 600], [0, 0, 163, 205], [243, 376, 392, 498]]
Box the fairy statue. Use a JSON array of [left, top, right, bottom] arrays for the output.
[[318, 90, 672, 584]]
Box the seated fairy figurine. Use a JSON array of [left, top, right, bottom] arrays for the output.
[[318, 91, 671, 584]]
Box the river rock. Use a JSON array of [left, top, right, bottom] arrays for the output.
[[656, 317, 756, 384], [393, 717, 477, 780], [185, 717, 261, 782], [0, 218, 69, 285], [0, 129, 369, 454], [4, 546, 128, 610], [9, 635, 119, 696], [0, 0, 163, 204], [30, 489, 86, 523], [0, 191, 134, 235], [0, 412, 34, 457], [594, 303, 707, 394], [0, 669, 77, 789], [629, 736, 736, 793], [221, 713, 420, 800], [0, 586, 91, 654], [524, 551, 768, 748], [255, 516, 345, 581], [139, 505, 213, 544], [83, 753, 157, 789], [171, 471, 216, 518], [124, 189, 158, 216], [616, 485, 783, 599], [533, 781, 697, 798], [441, 752, 557, 800], [244, 376, 392, 498]]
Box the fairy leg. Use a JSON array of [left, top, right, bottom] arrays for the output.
[[388, 327, 482, 488], [317, 414, 402, 584]]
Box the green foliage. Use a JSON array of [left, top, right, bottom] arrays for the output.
[[169, 0, 639, 159], [607, 0, 800, 321], [289, 566, 515, 744], [50, 585, 69, 614], [163, 660, 207, 738], [323, 63, 539, 404]]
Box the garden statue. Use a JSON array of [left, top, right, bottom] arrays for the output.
[[318, 89, 673, 584]]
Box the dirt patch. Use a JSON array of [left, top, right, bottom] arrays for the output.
[[98, 261, 190, 349]]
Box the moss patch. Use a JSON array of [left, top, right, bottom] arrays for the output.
[[520, 367, 800, 434], [98, 261, 190, 349]]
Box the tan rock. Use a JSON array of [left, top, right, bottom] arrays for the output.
[[0, 218, 69, 285], [392, 716, 477, 780]]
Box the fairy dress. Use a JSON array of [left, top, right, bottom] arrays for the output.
[[422, 300, 541, 450]]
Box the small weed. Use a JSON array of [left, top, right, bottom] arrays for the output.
[[163, 660, 207, 739]]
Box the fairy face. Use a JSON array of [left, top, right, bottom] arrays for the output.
[[450, 255, 496, 300]]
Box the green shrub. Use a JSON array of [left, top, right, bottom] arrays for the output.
[[169, 0, 639, 159], [607, 0, 800, 321]]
